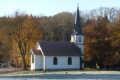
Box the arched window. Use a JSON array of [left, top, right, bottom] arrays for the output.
[[32, 54, 34, 63], [68, 57, 72, 65], [53, 57, 57, 65]]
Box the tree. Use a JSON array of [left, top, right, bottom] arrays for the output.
[[108, 19, 120, 69], [84, 16, 116, 69], [0, 17, 12, 62], [53, 12, 74, 41], [5, 13, 42, 70], [39, 12, 74, 41]]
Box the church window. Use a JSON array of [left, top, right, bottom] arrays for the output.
[[68, 57, 72, 65], [53, 57, 57, 65], [79, 37, 81, 42], [32, 54, 34, 63]]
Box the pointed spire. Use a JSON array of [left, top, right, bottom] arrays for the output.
[[74, 4, 82, 33], [75, 3, 80, 24]]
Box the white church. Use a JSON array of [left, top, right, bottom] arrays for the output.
[[30, 6, 84, 71]]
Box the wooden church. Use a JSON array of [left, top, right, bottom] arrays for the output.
[[30, 5, 84, 71]]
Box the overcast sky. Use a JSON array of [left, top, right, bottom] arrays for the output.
[[0, 0, 120, 17]]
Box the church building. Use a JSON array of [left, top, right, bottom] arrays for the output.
[[30, 5, 84, 71]]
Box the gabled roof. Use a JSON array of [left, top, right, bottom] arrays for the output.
[[32, 49, 42, 55], [38, 41, 82, 56]]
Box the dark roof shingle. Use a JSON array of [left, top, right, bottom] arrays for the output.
[[38, 41, 82, 56]]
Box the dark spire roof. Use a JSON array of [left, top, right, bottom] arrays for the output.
[[74, 4, 82, 33]]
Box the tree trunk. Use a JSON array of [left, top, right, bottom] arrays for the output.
[[22, 55, 27, 70]]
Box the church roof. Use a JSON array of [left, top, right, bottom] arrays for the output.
[[38, 41, 82, 56], [32, 49, 42, 55]]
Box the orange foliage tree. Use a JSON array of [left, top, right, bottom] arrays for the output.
[[5, 13, 42, 70], [84, 16, 116, 68]]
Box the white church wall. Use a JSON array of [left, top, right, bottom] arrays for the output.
[[31, 54, 35, 70], [76, 35, 84, 45], [34, 55, 42, 70], [43, 56, 46, 71], [31, 53, 43, 70], [45, 56, 80, 70], [71, 35, 84, 45]]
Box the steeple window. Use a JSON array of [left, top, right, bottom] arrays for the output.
[[79, 37, 81, 42]]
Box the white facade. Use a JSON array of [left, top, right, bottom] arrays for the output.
[[71, 35, 84, 54], [45, 56, 80, 70], [31, 33, 84, 71], [31, 54, 80, 71], [31, 53, 43, 70]]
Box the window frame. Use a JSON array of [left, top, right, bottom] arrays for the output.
[[53, 57, 57, 65], [68, 57, 72, 65]]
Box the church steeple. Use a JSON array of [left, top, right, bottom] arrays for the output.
[[74, 4, 82, 33], [71, 4, 84, 70]]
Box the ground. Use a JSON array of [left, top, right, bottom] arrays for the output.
[[1, 68, 120, 75], [0, 68, 22, 75], [1, 68, 120, 80]]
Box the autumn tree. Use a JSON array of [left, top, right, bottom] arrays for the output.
[[84, 16, 116, 69], [5, 12, 42, 70], [107, 19, 120, 69], [0, 17, 11, 63]]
